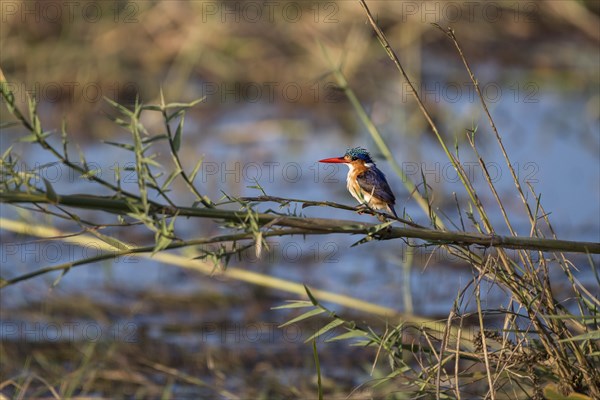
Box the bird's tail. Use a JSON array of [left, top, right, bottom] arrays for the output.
[[388, 205, 398, 219]]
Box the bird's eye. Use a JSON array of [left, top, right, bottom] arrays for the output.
[[351, 156, 357, 161]]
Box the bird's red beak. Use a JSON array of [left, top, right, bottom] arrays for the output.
[[318, 156, 346, 163]]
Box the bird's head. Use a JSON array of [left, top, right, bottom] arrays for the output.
[[319, 147, 374, 167]]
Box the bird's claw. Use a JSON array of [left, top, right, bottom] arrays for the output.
[[355, 204, 369, 214]]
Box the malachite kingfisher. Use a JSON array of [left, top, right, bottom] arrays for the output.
[[319, 147, 398, 219]]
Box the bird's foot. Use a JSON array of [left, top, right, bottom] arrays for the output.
[[355, 204, 369, 214]]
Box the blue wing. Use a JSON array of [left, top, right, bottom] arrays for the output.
[[356, 167, 396, 206]]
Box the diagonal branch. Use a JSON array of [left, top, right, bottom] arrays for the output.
[[1, 192, 598, 254]]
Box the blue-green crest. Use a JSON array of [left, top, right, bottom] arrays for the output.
[[344, 147, 373, 163]]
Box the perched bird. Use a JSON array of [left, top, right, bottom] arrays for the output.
[[319, 147, 398, 219]]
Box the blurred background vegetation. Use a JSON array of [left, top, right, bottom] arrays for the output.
[[1, 0, 599, 398], [2, 0, 598, 140]]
